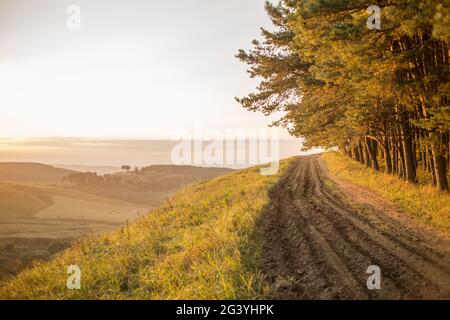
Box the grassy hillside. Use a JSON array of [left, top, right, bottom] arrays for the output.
[[323, 152, 450, 235], [0, 160, 290, 299]]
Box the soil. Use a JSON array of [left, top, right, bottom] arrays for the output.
[[261, 155, 450, 300]]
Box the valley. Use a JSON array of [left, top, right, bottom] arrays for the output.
[[0, 162, 232, 281]]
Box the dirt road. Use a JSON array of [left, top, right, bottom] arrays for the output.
[[261, 155, 450, 299]]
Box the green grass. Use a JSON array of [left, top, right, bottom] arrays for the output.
[[0, 160, 290, 300], [323, 152, 450, 235]]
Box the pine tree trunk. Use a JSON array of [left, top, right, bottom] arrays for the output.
[[432, 142, 450, 192], [358, 142, 365, 165], [366, 138, 380, 171], [363, 140, 371, 168], [429, 154, 437, 186], [398, 138, 406, 179], [384, 137, 393, 174], [353, 145, 361, 162], [399, 111, 417, 183], [392, 138, 398, 175]]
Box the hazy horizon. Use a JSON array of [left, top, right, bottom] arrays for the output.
[[0, 137, 310, 168]]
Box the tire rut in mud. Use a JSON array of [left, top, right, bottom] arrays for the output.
[[261, 156, 450, 300]]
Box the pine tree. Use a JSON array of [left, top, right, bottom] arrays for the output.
[[237, 0, 449, 192]]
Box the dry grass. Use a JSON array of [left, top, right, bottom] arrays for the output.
[[0, 183, 52, 217], [323, 152, 450, 235], [0, 160, 290, 300]]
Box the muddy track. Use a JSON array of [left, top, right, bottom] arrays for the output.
[[261, 155, 450, 300]]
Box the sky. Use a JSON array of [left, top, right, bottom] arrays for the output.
[[0, 0, 294, 139]]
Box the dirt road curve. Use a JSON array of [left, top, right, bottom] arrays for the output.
[[261, 155, 450, 299]]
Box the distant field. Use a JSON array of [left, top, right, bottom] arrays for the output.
[[0, 163, 74, 184], [0, 188, 148, 240], [62, 165, 234, 206], [0, 182, 52, 217], [0, 181, 149, 282], [0, 162, 234, 282]]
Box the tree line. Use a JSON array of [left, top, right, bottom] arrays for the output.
[[237, 0, 450, 192]]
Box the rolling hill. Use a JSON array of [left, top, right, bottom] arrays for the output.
[[0, 182, 53, 217], [0, 163, 75, 184], [63, 165, 234, 206], [52, 164, 120, 175]]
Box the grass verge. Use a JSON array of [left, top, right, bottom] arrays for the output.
[[0, 160, 290, 300], [322, 152, 450, 235]]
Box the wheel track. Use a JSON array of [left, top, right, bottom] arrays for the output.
[[261, 156, 450, 299], [314, 158, 450, 269], [311, 157, 450, 296]]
